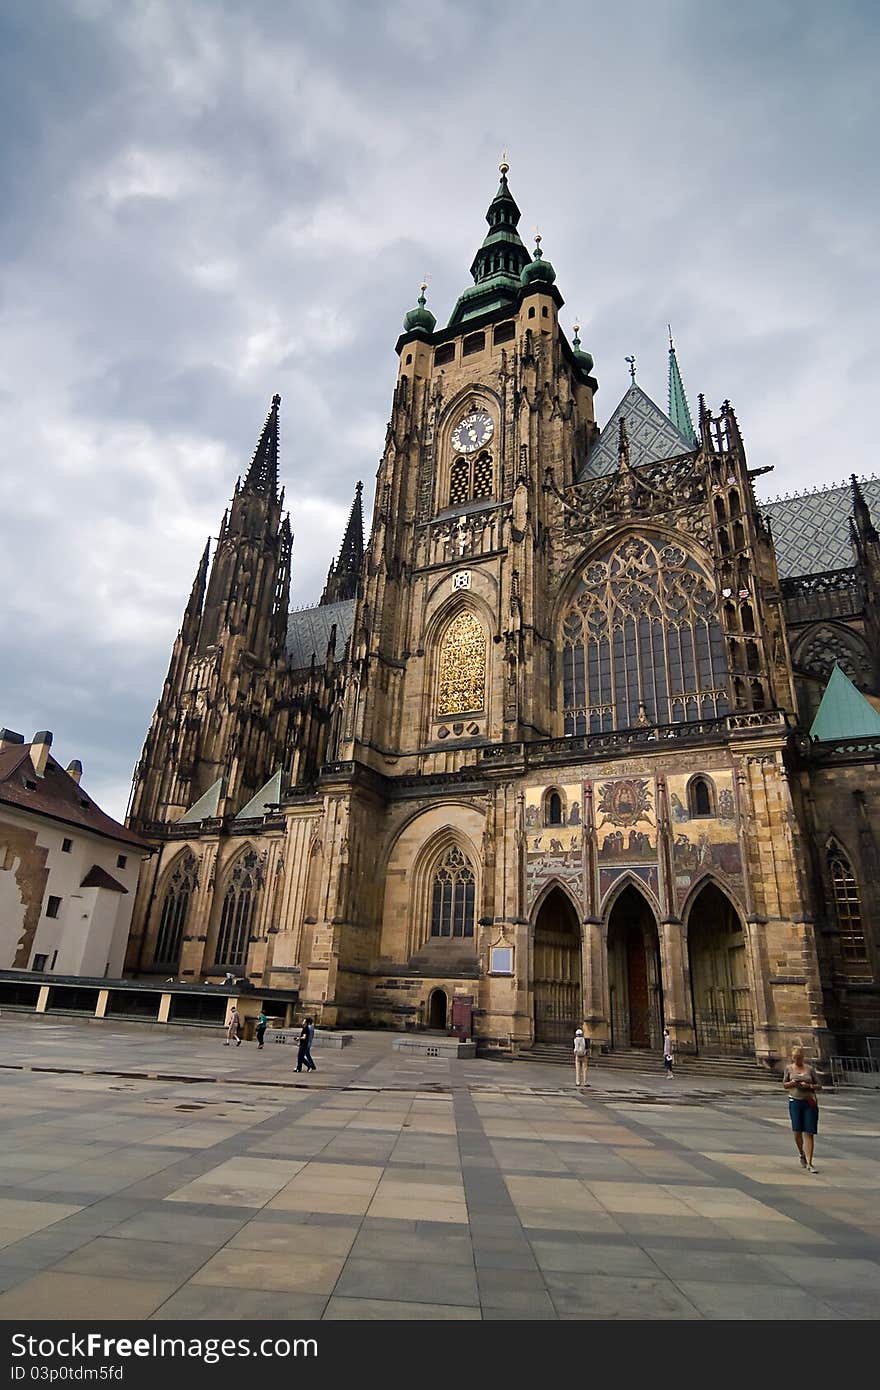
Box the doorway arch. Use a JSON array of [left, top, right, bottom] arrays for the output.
[[533, 885, 582, 1043], [427, 988, 448, 1031], [687, 881, 753, 1055], [606, 883, 662, 1049]]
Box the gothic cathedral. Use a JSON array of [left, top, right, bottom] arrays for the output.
[[126, 164, 880, 1067]]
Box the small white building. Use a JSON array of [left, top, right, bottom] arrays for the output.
[[0, 729, 149, 977]]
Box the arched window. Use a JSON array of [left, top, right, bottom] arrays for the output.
[[561, 536, 729, 734], [449, 457, 469, 507], [448, 452, 494, 506], [829, 854, 868, 967], [214, 849, 260, 968], [688, 776, 715, 818], [437, 610, 486, 716], [472, 452, 493, 500], [546, 791, 563, 826], [154, 853, 197, 966], [430, 846, 476, 939]]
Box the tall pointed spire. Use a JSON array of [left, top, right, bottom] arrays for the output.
[[181, 538, 210, 644], [448, 158, 532, 327], [667, 329, 696, 442], [321, 482, 364, 605], [243, 393, 281, 498], [851, 474, 879, 546]]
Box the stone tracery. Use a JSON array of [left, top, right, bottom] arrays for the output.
[[561, 535, 729, 733]]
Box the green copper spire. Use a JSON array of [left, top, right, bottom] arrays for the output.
[[403, 280, 436, 335], [667, 328, 696, 442], [520, 232, 556, 288], [448, 158, 532, 327]]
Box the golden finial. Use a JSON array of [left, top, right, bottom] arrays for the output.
[[499, 148, 510, 175]]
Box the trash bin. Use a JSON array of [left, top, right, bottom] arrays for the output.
[[240, 1016, 256, 1042]]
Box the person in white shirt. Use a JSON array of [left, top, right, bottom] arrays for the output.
[[573, 1028, 589, 1088], [662, 1029, 674, 1076]]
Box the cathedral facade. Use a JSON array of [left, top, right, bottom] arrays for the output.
[[125, 166, 880, 1068]]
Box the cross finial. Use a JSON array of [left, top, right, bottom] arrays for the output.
[[625, 354, 637, 383], [499, 148, 509, 175], [667, 323, 674, 350]]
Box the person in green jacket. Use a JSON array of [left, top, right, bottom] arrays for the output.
[[255, 1011, 269, 1050]]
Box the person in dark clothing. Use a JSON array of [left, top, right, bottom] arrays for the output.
[[295, 1019, 317, 1073], [255, 1011, 269, 1050]]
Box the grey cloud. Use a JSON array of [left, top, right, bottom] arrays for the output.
[[1, 0, 877, 819]]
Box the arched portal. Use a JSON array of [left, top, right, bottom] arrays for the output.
[[427, 988, 448, 1031], [687, 882, 753, 1055], [607, 885, 662, 1049], [533, 887, 582, 1043]]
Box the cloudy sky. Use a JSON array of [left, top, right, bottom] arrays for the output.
[[1, 0, 878, 818]]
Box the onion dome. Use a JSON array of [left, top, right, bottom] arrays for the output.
[[520, 233, 556, 288], [403, 282, 436, 335], [570, 323, 594, 374]]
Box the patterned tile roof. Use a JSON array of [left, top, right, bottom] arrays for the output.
[[579, 383, 695, 480], [286, 598, 356, 670], [760, 477, 880, 579]]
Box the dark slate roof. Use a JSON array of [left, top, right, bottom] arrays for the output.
[[579, 383, 695, 480], [286, 599, 356, 670], [80, 865, 128, 893], [0, 748, 148, 848], [760, 477, 880, 579]]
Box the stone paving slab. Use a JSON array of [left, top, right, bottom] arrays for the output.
[[0, 1015, 878, 1320]]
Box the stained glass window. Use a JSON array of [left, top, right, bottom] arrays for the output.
[[430, 846, 476, 938], [214, 850, 259, 968], [154, 853, 197, 966], [561, 536, 729, 733], [437, 610, 486, 716]]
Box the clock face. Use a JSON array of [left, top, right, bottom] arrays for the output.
[[451, 410, 494, 455]]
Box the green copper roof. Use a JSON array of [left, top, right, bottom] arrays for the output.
[[520, 237, 556, 288], [809, 664, 880, 742], [177, 777, 222, 823], [667, 338, 696, 442], [448, 166, 532, 328], [236, 769, 283, 820], [403, 285, 436, 335]]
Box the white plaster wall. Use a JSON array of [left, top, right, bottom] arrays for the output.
[[4, 806, 145, 977], [0, 856, 27, 968]]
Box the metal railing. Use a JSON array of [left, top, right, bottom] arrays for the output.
[[829, 1054, 880, 1087]]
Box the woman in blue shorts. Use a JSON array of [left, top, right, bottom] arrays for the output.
[[783, 1045, 821, 1173]]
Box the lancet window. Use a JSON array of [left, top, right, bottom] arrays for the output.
[[561, 536, 729, 734], [154, 853, 197, 966], [430, 846, 476, 939], [448, 452, 494, 506], [437, 610, 486, 716], [214, 850, 260, 968], [829, 853, 869, 969]]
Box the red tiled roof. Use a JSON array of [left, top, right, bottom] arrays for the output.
[[0, 746, 148, 849], [80, 865, 128, 893]]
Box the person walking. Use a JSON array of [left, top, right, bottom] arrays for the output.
[[295, 1019, 317, 1073], [783, 1044, 821, 1172], [662, 1029, 674, 1077], [573, 1028, 589, 1089], [255, 1011, 269, 1050], [225, 1005, 242, 1047]]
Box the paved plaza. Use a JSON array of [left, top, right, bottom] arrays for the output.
[[0, 1016, 878, 1320]]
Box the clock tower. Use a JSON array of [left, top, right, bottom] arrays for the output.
[[341, 159, 599, 775]]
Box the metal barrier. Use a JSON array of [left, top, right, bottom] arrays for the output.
[[829, 1055, 880, 1088]]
